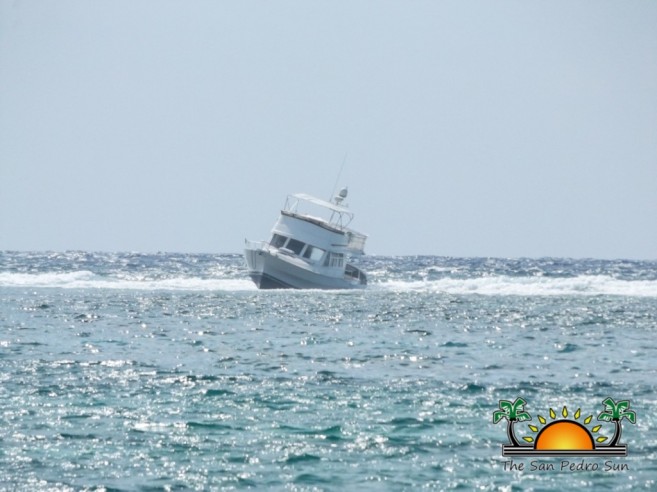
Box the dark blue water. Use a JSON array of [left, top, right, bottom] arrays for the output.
[[1, 252, 656, 490]]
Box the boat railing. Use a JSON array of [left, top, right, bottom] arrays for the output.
[[244, 239, 270, 252], [284, 194, 355, 229]]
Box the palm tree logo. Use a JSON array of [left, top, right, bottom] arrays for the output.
[[492, 397, 532, 447], [597, 397, 637, 447], [493, 397, 637, 457]]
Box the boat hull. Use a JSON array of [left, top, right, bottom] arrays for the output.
[[244, 246, 366, 290], [249, 271, 294, 289]]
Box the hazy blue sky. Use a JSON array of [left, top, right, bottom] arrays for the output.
[[1, 1, 655, 258]]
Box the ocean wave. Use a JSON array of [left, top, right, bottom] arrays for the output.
[[377, 275, 657, 297], [0, 271, 256, 291], [1, 270, 656, 297]]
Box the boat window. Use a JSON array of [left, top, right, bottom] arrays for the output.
[[325, 252, 344, 268], [287, 239, 305, 255], [303, 245, 326, 262], [270, 234, 287, 248]]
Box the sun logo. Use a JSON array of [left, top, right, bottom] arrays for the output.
[[493, 397, 636, 457]]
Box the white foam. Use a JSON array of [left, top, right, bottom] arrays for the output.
[[376, 275, 657, 297], [1, 271, 655, 297], [0, 271, 256, 291]]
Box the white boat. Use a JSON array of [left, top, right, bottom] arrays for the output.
[[244, 188, 368, 289]]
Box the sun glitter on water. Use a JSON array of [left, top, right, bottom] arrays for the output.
[[523, 406, 607, 450]]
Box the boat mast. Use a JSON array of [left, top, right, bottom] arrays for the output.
[[329, 152, 348, 202]]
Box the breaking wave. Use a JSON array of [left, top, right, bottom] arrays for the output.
[[378, 275, 657, 297], [1, 270, 656, 297], [0, 271, 256, 291]]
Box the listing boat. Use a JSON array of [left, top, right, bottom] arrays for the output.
[[244, 188, 368, 289]]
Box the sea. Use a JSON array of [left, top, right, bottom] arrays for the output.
[[1, 251, 656, 491]]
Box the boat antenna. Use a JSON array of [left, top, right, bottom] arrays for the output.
[[330, 152, 348, 202]]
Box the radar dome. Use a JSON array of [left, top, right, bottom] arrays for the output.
[[334, 186, 348, 205]]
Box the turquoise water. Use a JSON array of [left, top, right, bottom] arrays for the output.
[[1, 252, 656, 490]]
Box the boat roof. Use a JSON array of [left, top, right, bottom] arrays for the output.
[[282, 192, 367, 253], [290, 193, 353, 215], [283, 192, 361, 232]]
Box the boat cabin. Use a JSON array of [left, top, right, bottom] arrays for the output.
[[267, 194, 367, 267]]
